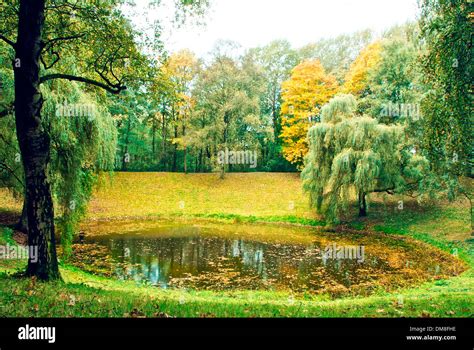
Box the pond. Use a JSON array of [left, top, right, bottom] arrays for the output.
[[73, 220, 464, 297]]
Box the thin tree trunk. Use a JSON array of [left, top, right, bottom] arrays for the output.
[[183, 147, 187, 174], [194, 151, 198, 173], [151, 121, 156, 155], [161, 110, 167, 170], [220, 164, 225, 179], [15, 0, 60, 280], [182, 124, 187, 174], [199, 149, 203, 172], [358, 192, 367, 217], [122, 117, 131, 170], [172, 124, 178, 172], [206, 147, 211, 172], [272, 95, 278, 139]]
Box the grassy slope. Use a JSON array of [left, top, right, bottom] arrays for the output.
[[88, 172, 316, 220], [0, 172, 472, 317]]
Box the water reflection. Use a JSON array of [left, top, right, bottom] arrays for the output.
[[86, 234, 391, 293]]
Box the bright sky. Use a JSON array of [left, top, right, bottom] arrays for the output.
[[131, 0, 420, 57]]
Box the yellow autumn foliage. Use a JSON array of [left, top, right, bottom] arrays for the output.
[[280, 60, 338, 168], [343, 41, 382, 96]]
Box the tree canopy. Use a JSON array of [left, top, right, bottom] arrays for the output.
[[280, 60, 338, 168], [302, 94, 428, 223]]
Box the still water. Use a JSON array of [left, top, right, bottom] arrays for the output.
[[73, 221, 449, 295]]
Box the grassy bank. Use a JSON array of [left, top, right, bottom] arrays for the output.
[[0, 172, 472, 317], [0, 263, 472, 318]]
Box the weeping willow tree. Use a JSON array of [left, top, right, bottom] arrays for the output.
[[302, 94, 428, 224], [1, 77, 117, 258], [43, 81, 117, 258], [0, 54, 24, 203]]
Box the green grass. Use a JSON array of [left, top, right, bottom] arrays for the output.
[[0, 172, 472, 318], [0, 264, 471, 318], [87, 172, 317, 220], [192, 213, 326, 226], [0, 227, 15, 245]]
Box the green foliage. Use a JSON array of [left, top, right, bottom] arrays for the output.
[[419, 0, 472, 178], [1, 53, 118, 256], [0, 227, 14, 246], [244, 41, 300, 171], [41, 81, 117, 258], [194, 213, 325, 227], [0, 46, 22, 196], [346, 23, 424, 148], [191, 48, 264, 176], [302, 94, 428, 223], [299, 29, 374, 82], [418, 0, 473, 230]]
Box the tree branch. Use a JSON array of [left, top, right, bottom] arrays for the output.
[[0, 104, 14, 118], [42, 33, 86, 47], [0, 161, 24, 187], [40, 51, 60, 70], [372, 181, 420, 195], [39, 74, 126, 94], [0, 34, 16, 48]]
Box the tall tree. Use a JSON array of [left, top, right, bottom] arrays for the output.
[[349, 24, 423, 124], [419, 0, 473, 230], [244, 40, 299, 171], [280, 60, 338, 168], [302, 94, 428, 223], [165, 50, 199, 172], [192, 50, 261, 178], [245, 40, 299, 139], [342, 41, 382, 97], [299, 29, 373, 82]]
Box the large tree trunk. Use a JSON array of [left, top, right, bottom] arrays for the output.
[[14, 0, 60, 280]]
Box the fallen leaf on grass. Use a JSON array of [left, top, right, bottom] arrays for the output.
[[68, 295, 76, 306]]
